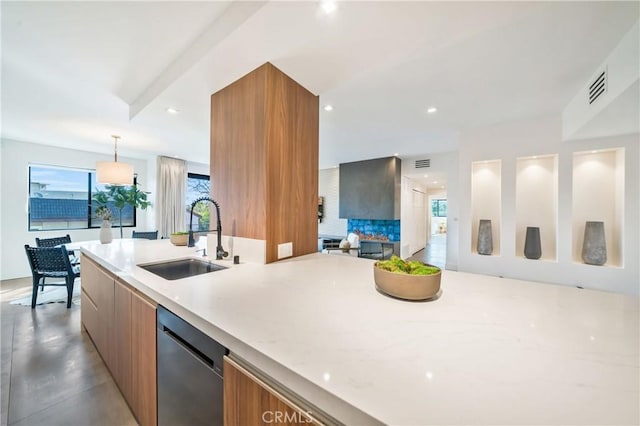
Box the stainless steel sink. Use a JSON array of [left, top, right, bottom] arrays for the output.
[[138, 258, 227, 280]]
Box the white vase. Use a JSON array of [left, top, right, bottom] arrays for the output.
[[100, 220, 113, 244]]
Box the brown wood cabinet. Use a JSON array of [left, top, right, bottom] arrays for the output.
[[81, 256, 114, 365], [224, 356, 322, 426], [113, 280, 133, 404], [131, 293, 157, 426], [81, 256, 157, 426]]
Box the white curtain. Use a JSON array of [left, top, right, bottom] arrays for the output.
[[156, 156, 186, 238]]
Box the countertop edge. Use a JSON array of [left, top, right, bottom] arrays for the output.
[[80, 248, 382, 425]]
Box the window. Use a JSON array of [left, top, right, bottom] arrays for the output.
[[431, 199, 447, 218], [186, 173, 211, 232], [28, 165, 136, 231]]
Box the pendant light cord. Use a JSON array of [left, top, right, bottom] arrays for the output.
[[111, 135, 120, 162]]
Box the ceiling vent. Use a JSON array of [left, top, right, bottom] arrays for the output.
[[588, 69, 607, 105], [414, 159, 431, 169]]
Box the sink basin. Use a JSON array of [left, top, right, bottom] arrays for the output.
[[138, 258, 227, 280]]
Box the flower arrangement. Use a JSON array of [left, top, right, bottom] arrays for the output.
[[95, 205, 113, 221]]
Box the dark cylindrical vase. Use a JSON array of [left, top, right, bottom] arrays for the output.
[[477, 219, 493, 255], [582, 221, 606, 266], [524, 226, 541, 260]]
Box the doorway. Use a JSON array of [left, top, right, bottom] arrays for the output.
[[410, 195, 447, 268]]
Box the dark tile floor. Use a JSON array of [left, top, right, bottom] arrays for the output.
[[1, 277, 137, 426], [407, 233, 447, 268]]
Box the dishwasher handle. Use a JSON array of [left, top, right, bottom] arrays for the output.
[[157, 305, 227, 377], [161, 325, 218, 372]]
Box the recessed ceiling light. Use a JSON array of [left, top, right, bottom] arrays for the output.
[[323, 105, 334, 112], [321, 0, 337, 14], [591, 150, 597, 154], [423, 174, 429, 178], [533, 156, 538, 159], [166, 107, 179, 114], [427, 107, 438, 114], [433, 180, 438, 184]]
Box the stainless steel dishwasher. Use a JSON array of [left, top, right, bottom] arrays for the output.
[[157, 305, 228, 426]]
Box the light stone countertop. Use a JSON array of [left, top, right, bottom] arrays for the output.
[[81, 239, 639, 425]]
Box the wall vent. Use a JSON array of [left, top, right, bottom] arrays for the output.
[[414, 159, 431, 169], [588, 69, 607, 105]]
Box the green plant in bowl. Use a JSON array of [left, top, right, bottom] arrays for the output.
[[169, 231, 189, 246], [373, 256, 442, 300], [375, 256, 440, 275]]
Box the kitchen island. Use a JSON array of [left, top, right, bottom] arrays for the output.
[[80, 239, 639, 425]]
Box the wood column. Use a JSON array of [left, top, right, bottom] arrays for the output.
[[211, 62, 319, 263]]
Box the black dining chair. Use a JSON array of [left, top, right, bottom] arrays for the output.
[[35, 234, 72, 248], [35, 234, 79, 290], [132, 230, 158, 240], [24, 245, 80, 308]]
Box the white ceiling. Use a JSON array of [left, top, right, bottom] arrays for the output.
[[2, 1, 638, 176]]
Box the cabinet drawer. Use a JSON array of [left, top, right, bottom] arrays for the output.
[[80, 257, 100, 301], [81, 290, 99, 344]]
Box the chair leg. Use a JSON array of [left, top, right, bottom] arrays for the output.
[[40, 277, 46, 292], [66, 278, 74, 309], [31, 276, 41, 309]]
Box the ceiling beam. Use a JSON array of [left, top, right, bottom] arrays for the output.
[[128, 1, 267, 120]]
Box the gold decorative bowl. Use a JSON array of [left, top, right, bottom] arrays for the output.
[[373, 265, 441, 301], [170, 233, 189, 246]]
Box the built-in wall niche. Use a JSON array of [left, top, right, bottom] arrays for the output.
[[515, 155, 558, 261], [471, 160, 501, 256], [572, 148, 624, 267]]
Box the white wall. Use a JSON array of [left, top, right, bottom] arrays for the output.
[[1, 139, 153, 280], [457, 115, 639, 295], [563, 22, 639, 140], [400, 177, 427, 257], [318, 168, 347, 237]]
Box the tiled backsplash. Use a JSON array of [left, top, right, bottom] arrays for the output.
[[347, 219, 400, 242]]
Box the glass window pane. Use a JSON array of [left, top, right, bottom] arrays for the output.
[[430, 199, 447, 218], [186, 173, 211, 232], [29, 165, 89, 230], [89, 173, 135, 228]]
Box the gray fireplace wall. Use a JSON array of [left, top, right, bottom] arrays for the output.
[[339, 156, 401, 220]]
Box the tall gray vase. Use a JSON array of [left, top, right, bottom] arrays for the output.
[[524, 226, 541, 260], [477, 219, 493, 255], [582, 221, 606, 266]]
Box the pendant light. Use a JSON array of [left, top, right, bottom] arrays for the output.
[[96, 135, 134, 185]]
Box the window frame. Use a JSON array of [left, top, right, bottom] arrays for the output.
[[28, 164, 137, 232]]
